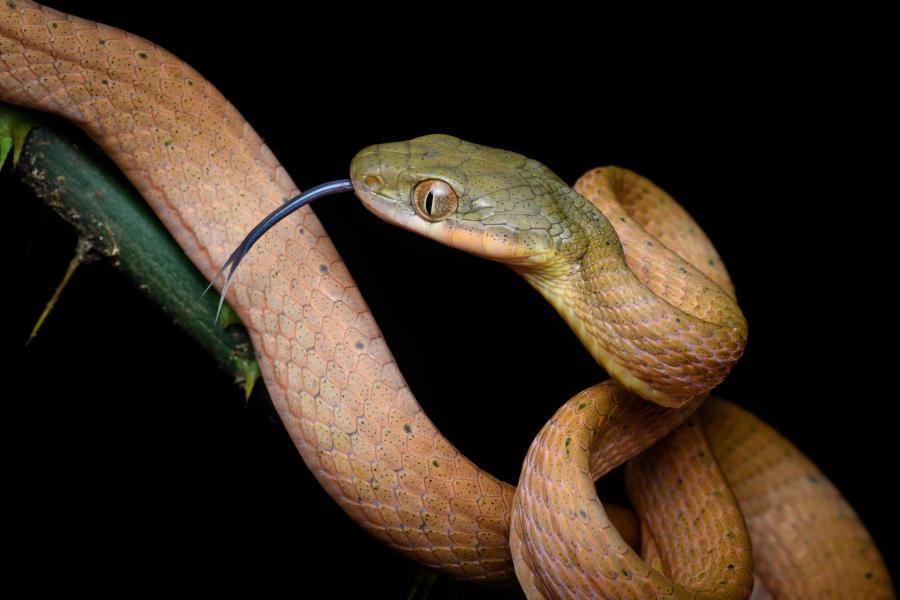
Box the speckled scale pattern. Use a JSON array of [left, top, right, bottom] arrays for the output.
[[702, 400, 894, 599], [505, 165, 758, 596], [511, 384, 755, 599], [570, 168, 747, 407], [575, 167, 736, 299], [625, 407, 755, 598], [500, 167, 892, 597], [0, 0, 517, 584], [3, 3, 895, 598]]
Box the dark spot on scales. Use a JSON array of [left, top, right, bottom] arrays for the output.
[[579, 510, 587, 518], [403, 424, 412, 434], [319, 264, 328, 273], [50, 21, 57, 28], [727, 563, 734, 571], [432, 460, 439, 467], [98, 38, 106, 45], [355, 341, 365, 350], [101, 79, 109, 85], [866, 572, 874, 579], [6, 0, 17, 10], [577, 402, 587, 410], [137, 51, 148, 60]]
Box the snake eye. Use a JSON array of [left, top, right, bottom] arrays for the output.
[[412, 179, 458, 222]]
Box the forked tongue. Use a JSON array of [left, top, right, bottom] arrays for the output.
[[205, 179, 355, 321]]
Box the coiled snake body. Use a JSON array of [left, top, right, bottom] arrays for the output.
[[2, 2, 893, 597]]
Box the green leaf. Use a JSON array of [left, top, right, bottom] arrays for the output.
[[0, 134, 10, 170], [0, 102, 39, 169]]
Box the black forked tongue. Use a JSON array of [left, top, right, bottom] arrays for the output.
[[204, 179, 355, 322]]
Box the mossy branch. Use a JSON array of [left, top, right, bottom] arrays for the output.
[[5, 102, 259, 397]]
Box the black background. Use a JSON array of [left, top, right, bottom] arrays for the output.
[[11, 2, 895, 596]]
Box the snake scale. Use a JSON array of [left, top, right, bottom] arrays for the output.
[[3, 2, 893, 597]]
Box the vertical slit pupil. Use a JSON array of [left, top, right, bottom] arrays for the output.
[[425, 191, 434, 215]]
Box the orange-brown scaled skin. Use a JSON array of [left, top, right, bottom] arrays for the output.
[[1, 1, 514, 584], [351, 139, 894, 597], [2, 3, 894, 598], [351, 138, 747, 409]]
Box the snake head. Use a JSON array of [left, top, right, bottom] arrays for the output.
[[350, 134, 598, 272]]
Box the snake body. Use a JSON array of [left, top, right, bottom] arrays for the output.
[[2, 2, 893, 597]]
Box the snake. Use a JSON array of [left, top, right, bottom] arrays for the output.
[[2, 2, 893, 598]]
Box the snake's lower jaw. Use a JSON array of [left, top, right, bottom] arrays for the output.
[[350, 182, 403, 225]]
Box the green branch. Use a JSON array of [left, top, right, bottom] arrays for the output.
[[5, 102, 259, 397]]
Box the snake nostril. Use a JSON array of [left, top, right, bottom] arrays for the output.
[[363, 175, 382, 190]]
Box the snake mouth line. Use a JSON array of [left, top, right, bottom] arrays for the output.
[[353, 188, 413, 224]]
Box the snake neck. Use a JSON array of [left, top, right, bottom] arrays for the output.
[[514, 215, 650, 399], [513, 184, 747, 407]]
